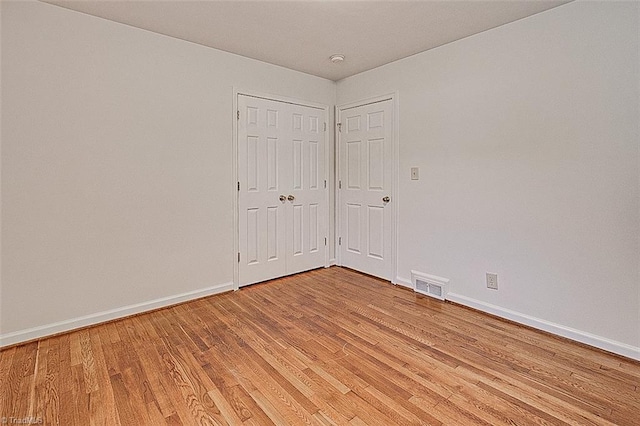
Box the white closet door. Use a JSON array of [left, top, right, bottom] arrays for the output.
[[339, 99, 393, 280], [238, 95, 326, 286], [286, 103, 326, 275], [238, 96, 288, 285]]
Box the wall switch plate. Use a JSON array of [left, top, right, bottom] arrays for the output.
[[486, 273, 498, 290], [411, 167, 419, 180]]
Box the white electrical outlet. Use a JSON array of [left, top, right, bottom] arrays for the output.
[[486, 273, 498, 290], [411, 167, 419, 180]]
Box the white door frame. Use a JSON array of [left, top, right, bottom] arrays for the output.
[[232, 88, 331, 290], [336, 92, 399, 284]]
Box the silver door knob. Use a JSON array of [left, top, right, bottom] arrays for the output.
[[287, 195, 295, 202], [279, 195, 286, 202], [382, 196, 390, 203]]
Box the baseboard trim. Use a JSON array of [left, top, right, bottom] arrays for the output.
[[0, 281, 234, 348], [446, 292, 640, 361], [395, 276, 413, 289]]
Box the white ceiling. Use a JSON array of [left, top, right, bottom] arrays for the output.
[[43, 0, 571, 81]]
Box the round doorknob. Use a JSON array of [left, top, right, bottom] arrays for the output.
[[382, 196, 390, 203], [279, 195, 286, 202], [287, 195, 295, 202]]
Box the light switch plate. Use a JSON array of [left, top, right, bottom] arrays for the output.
[[411, 167, 419, 180]]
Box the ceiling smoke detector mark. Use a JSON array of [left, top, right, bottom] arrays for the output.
[[330, 54, 345, 64]]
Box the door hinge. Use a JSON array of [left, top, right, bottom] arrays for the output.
[[337, 123, 342, 132], [237, 252, 240, 262], [237, 110, 240, 120], [338, 237, 342, 245], [323, 122, 327, 132], [338, 180, 342, 189], [324, 237, 327, 246], [324, 180, 327, 189], [237, 181, 240, 191]]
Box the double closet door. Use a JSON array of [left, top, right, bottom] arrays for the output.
[[238, 95, 327, 287]]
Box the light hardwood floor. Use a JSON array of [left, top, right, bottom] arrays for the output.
[[1, 267, 639, 425]]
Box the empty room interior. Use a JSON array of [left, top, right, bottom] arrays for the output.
[[1, 0, 639, 424]]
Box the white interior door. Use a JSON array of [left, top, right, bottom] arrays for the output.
[[237, 96, 287, 286], [286, 103, 327, 275], [338, 99, 393, 280], [238, 94, 327, 286]]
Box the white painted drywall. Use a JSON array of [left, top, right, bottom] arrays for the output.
[[0, 0, 335, 339], [337, 1, 640, 350], [2, 0, 638, 358]]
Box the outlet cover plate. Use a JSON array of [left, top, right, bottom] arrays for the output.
[[486, 272, 498, 290]]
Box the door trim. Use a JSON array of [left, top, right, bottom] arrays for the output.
[[232, 88, 331, 290], [336, 92, 399, 284]]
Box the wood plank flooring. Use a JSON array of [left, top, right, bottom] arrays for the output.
[[1, 267, 639, 425]]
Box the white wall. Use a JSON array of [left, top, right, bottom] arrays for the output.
[[337, 1, 639, 357], [2, 0, 638, 360], [0, 0, 335, 343]]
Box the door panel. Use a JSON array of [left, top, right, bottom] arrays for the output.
[[346, 203, 361, 254], [367, 205, 384, 259], [246, 208, 259, 264], [266, 206, 279, 260], [309, 203, 319, 253], [339, 99, 393, 280], [368, 138, 384, 190], [347, 141, 361, 189], [293, 139, 303, 190], [309, 141, 319, 189], [292, 203, 303, 256], [246, 136, 258, 191], [238, 95, 326, 286], [267, 137, 278, 190]]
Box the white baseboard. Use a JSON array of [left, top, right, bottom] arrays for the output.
[[5, 278, 638, 362], [397, 272, 639, 360], [395, 276, 413, 289], [446, 293, 640, 361], [0, 281, 234, 348]]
